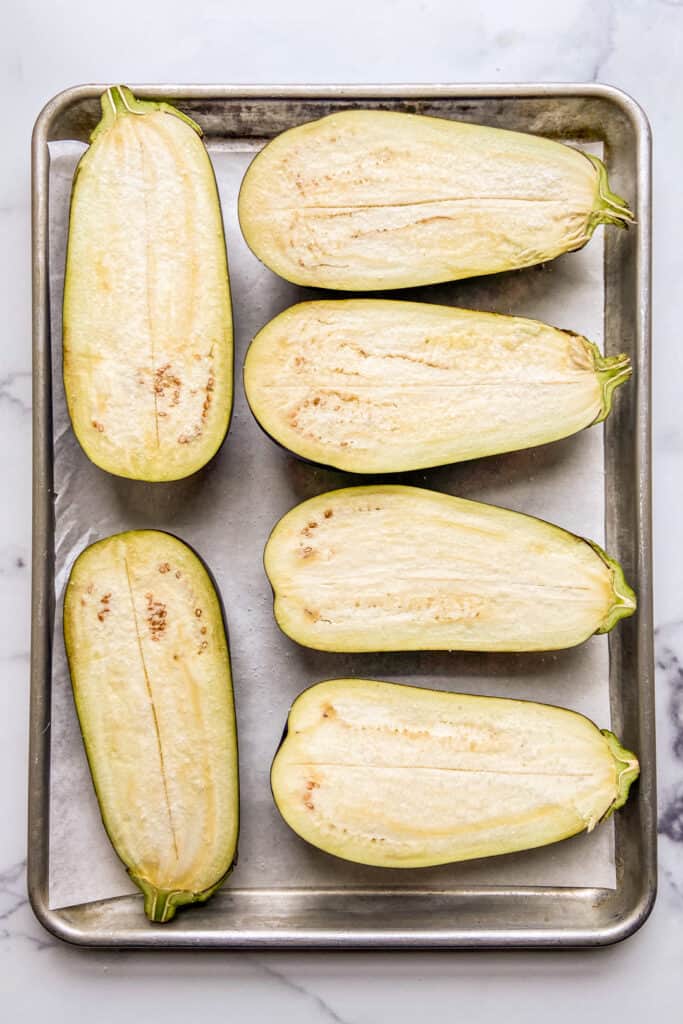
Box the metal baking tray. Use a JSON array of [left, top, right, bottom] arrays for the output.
[[29, 84, 655, 948]]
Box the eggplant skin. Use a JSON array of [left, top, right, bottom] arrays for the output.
[[64, 530, 239, 922], [264, 485, 636, 653], [271, 679, 640, 869], [63, 86, 233, 482], [244, 299, 631, 473], [238, 109, 633, 290]]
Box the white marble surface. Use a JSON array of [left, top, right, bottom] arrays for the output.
[[1, 0, 682, 1017]]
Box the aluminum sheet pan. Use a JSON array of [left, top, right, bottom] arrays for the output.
[[29, 84, 655, 948]]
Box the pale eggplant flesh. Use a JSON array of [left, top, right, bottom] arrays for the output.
[[271, 678, 640, 869], [64, 530, 239, 922], [264, 485, 636, 653], [244, 299, 631, 473], [238, 109, 633, 290], [63, 86, 233, 481]]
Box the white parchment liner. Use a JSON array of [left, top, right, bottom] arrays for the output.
[[47, 137, 617, 908]]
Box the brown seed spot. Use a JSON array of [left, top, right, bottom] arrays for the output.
[[324, 509, 333, 518], [200, 626, 207, 635], [195, 608, 202, 618], [175, 571, 181, 579], [173, 654, 179, 661], [308, 521, 318, 529], [146, 593, 168, 640], [159, 563, 170, 574], [302, 546, 313, 558], [96, 592, 112, 621], [154, 364, 182, 406], [304, 800, 314, 810], [91, 419, 104, 432], [80, 598, 86, 606]]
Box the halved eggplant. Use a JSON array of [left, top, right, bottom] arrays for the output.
[[63, 86, 233, 481], [238, 109, 633, 290], [271, 678, 639, 869], [64, 530, 238, 922], [264, 485, 636, 652], [244, 299, 630, 473]]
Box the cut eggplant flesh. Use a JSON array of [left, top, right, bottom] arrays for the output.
[[63, 86, 233, 481], [244, 299, 630, 473], [264, 485, 636, 652], [64, 530, 239, 922], [271, 678, 639, 869], [238, 109, 633, 290]]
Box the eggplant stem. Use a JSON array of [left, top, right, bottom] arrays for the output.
[[600, 730, 640, 819], [591, 348, 633, 423], [585, 540, 637, 634], [584, 153, 635, 234], [90, 84, 203, 144]]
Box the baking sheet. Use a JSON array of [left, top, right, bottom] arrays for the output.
[[47, 135, 615, 911]]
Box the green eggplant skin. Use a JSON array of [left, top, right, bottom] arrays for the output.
[[264, 485, 636, 653], [271, 678, 640, 869], [243, 299, 631, 473], [238, 109, 634, 291], [64, 530, 239, 923], [63, 85, 233, 482]]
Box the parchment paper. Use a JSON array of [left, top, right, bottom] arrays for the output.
[[47, 137, 616, 909]]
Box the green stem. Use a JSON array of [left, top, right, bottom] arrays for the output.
[[132, 876, 190, 923], [600, 730, 640, 818], [586, 541, 637, 634], [90, 85, 202, 143], [584, 153, 635, 235], [131, 862, 235, 924], [589, 344, 633, 423]]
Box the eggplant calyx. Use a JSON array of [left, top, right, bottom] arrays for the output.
[[600, 730, 640, 819], [132, 865, 234, 924], [91, 84, 202, 144], [586, 541, 637, 634], [591, 346, 633, 423], [135, 880, 193, 924], [583, 153, 635, 234]]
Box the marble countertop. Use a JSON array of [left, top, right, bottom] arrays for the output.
[[2, 0, 681, 1017]]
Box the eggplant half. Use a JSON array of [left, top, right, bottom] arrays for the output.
[[271, 678, 639, 869], [244, 299, 630, 473], [64, 530, 239, 922], [238, 109, 633, 290], [63, 86, 233, 481], [264, 485, 636, 653]]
